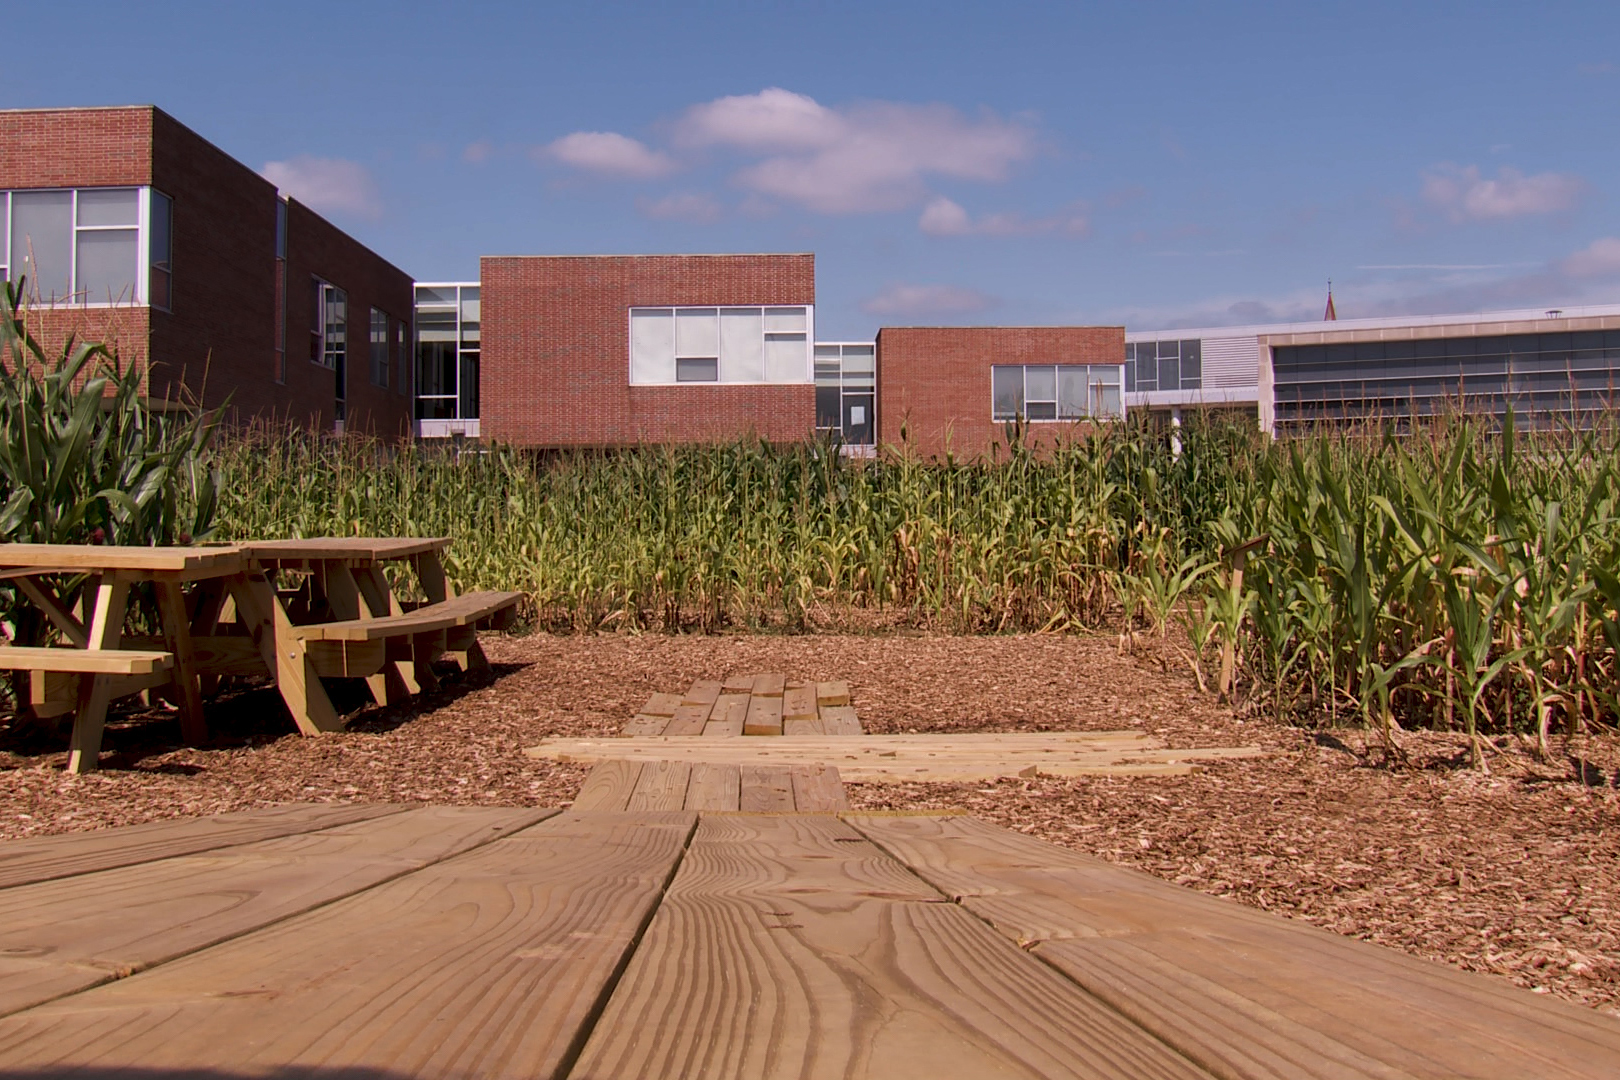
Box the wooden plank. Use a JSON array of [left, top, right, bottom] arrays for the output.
[[65, 577, 130, 775], [0, 545, 241, 575], [682, 679, 723, 707], [13, 577, 87, 647], [569, 814, 1212, 1080], [662, 702, 714, 737], [789, 763, 849, 812], [849, 814, 1620, 1080], [289, 591, 522, 643], [240, 537, 451, 564], [683, 763, 741, 811], [816, 679, 851, 707], [721, 673, 757, 693], [0, 647, 172, 675], [781, 715, 824, 736], [625, 760, 693, 811], [0, 803, 409, 891], [0, 812, 696, 1077], [622, 713, 671, 737], [638, 691, 683, 718], [782, 682, 818, 724], [229, 572, 344, 735], [572, 761, 644, 811], [818, 703, 864, 735], [737, 764, 795, 812], [0, 807, 552, 1018], [742, 693, 783, 736], [703, 692, 749, 737], [354, 563, 422, 696], [751, 672, 786, 698]]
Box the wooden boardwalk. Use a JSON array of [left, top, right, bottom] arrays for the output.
[[0, 804, 1617, 1078], [626, 675, 861, 736]]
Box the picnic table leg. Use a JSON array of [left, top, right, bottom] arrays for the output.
[[324, 563, 410, 706], [188, 580, 228, 698], [228, 572, 344, 735], [413, 549, 487, 673], [65, 577, 130, 775], [154, 580, 208, 746], [352, 565, 420, 698]]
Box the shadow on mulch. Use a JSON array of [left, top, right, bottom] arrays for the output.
[[0, 661, 532, 771]]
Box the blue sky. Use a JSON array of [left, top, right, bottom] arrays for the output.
[[9, 1, 1620, 337]]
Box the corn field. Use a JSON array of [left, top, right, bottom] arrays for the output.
[[208, 414, 1620, 745]]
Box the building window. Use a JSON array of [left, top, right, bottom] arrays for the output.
[[369, 307, 389, 387], [629, 305, 811, 385], [814, 343, 876, 446], [991, 364, 1123, 421], [272, 199, 286, 383], [1126, 340, 1202, 393], [1, 187, 167, 306], [147, 190, 172, 310], [395, 319, 409, 395], [311, 281, 346, 370], [413, 283, 478, 420]]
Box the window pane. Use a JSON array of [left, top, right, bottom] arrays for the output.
[[764, 332, 807, 382], [1026, 401, 1057, 421], [77, 188, 138, 227], [148, 191, 172, 268], [675, 307, 719, 356], [841, 345, 875, 373], [630, 308, 675, 383], [459, 288, 480, 324], [1159, 356, 1180, 390], [12, 190, 73, 301], [816, 385, 841, 428], [1058, 366, 1090, 418], [415, 285, 457, 306], [1097, 384, 1122, 417], [1180, 340, 1201, 383], [992, 366, 1023, 419], [274, 199, 287, 259], [763, 306, 807, 333], [1026, 365, 1056, 401], [676, 356, 718, 382], [75, 229, 139, 302], [719, 307, 763, 382], [460, 351, 479, 418]]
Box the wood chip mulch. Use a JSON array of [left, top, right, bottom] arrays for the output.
[[3, 628, 1617, 1018]]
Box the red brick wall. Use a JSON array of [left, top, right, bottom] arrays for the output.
[[481, 254, 816, 446], [0, 106, 151, 188], [876, 326, 1126, 458]]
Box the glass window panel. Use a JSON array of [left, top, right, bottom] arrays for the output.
[[1026, 400, 1058, 421], [415, 286, 458, 306], [816, 386, 841, 428], [1058, 366, 1090, 418], [676, 356, 718, 382], [841, 346, 875, 373], [675, 307, 719, 356], [992, 366, 1023, 419], [845, 393, 875, 444], [762, 306, 807, 333], [814, 345, 840, 359], [1124, 359, 1136, 393], [12, 190, 73, 301], [763, 332, 807, 383], [814, 362, 841, 384], [842, 371, 875, 390], [630, 308, 676, 383], [460, 351, 479, 417], [76, 188, 138, 227], [1159, 356, 1180, 390], [1180, 341, 1201, 384], [1097, 384, 1122, 418], [1155, 340, 1178, 361], [1025, 365, 1056, 401], [74, 229, 138, 303], [459, 289, 480, 324], [274, 199, 287, 259], [148, 191, 172, 308], [1136, 352, 1156, 390], [719, 307, 764, 382]]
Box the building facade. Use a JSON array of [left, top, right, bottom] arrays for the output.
[[0, 106, 414, 436]]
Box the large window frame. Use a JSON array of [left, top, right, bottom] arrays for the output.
[[369, 307, 389, 388], [1, 186, 169, 308], [629, 305, 813, 386], [814, 342, 876, 446], [991, 364, 1124, 422], [414, 283, 479, 421], [272, 199, 286, 383]]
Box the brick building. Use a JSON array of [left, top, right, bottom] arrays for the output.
[[478, 254, 816, 447], [0, 106, 413, 436], [875, 326, 1126, 458]]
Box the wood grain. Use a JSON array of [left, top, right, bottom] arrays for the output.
[[751, 672, 786, 698], [850, 814, 1620, 1080], [704, 692, 749, 737], [625, 760, 693, 811], [789, 763, 850, 812], [816, 680, 851, 707], [738, 765, 795, 812], [572, 760, 644, 811], [0, 812, 697, 1078], [0, 807, 552, 1018], [722, 674, 757, 693], [782, 683, 818, 724], [818, 704, 864, 735], [684, 763, 742, 811], [569, 814, 1212, 1080], [742, 693, 784, 736], [663, 702, 714, 737]]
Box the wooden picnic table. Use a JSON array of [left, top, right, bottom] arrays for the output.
[[0, 803, 1616, 1078], [0, 539, 521, 772]]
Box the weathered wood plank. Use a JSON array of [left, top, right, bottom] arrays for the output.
[[818, 703, 864, 735], [621, 713, 670, 736], [721, 673, 757, 693], [782, 683, 818, 725], [569, 814, 1212, 1080], [742, 694, 783, 736], [625, 760, 693, 811], [662, 702, 714, 737], [849, 814, 1620, 1080], [0, 812, 697, 1078], [789, 763, 849, 812], [737, 765, 795, 812], [682, 680, 723, 707], [703, 692, 749, 737], [782, 715, 824, 736], [638, 692, 683, 718], [751, 672, 786, 698], [572, 760, 644, 811], [0, 803, 409, 891], [0, 807, 552, 1019], [815, 679, 851, 707], [684, 763, 741, 811]]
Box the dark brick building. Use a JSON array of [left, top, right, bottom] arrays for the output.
[[0, 106, 413, 436]]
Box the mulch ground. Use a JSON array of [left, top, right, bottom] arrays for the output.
[[3, 628, 1618, 1018]]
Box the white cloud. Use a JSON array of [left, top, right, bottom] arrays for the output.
[[675, 88, 1035, 214], [918, 196, 1089, 237], [1560, 237, 1620, 278], [638, 192, 723, 223], [1420, 164, 1585, 222], [542, 131, 676, 179], [860, 282, 998, 318], [260, 156, 381, 219], [463, 140, 495, 164]]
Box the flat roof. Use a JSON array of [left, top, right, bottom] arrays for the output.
[[1128, 302, 1620, 341]]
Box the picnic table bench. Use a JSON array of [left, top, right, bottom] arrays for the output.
[[0, 538, 522, 771]]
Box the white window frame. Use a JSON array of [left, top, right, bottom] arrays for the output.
[[2, 186, 162, 308], [628, 304, 814, 386], [991, 364, 1124, 422]]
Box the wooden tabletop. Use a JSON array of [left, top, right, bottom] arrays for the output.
[[0, 543, 242, 575], [238, 536, 451, 564], [0, 803, 1615, 1078]]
